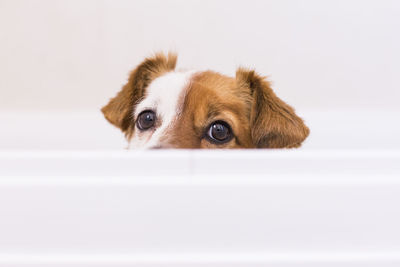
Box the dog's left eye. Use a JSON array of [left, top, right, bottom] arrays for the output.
[[137, 110, 156, 130], [206, 121, 232, 144]]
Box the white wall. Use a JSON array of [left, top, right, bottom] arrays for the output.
[[1, 0, 399, 111]]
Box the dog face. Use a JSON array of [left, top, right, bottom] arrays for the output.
[[102, 53, 309, 149]]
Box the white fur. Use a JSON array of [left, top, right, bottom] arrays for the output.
[[130, 70, 195, 149]]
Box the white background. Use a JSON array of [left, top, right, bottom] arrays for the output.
[[1, 2, 400, 266], [1, 0, 399, 111]]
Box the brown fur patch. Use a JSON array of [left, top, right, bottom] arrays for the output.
[[101, 52, 177, 139], [236, 68, 310, 148], [167, 71, 254, 148], [163, 69, 309, 149]]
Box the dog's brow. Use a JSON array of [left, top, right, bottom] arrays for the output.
[[207, 103, 244, 121]]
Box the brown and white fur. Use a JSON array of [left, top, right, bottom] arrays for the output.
[[102, 53, 309, 149]]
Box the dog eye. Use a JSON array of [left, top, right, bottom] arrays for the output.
[[206, 121, 232, 144], [137, 110, 156, 130]]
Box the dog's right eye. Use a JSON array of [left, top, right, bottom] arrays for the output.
[[137, 110, 156, 130]]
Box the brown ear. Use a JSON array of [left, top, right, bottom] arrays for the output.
[[101, 52, 177, 138], [236, 68, 309, 148]]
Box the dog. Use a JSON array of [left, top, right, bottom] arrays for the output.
[[102, 53, 309, 149]]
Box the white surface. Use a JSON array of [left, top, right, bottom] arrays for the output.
[[1, 0, 400, 110], [0, 150, 400, 266]]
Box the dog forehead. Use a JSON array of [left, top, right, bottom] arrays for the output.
[[135, 70, 194, 116]]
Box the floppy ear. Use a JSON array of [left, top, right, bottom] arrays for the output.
[[236, 68, 309, 148], [101, 52, 177, 138]]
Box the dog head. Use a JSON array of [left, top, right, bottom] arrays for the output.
[[102, 53, 309, 149]]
